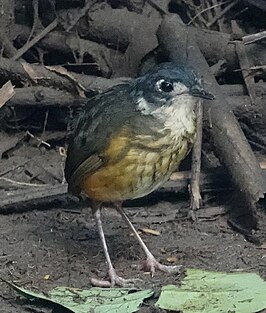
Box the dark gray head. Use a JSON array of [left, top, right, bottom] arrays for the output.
[[132, 63, 214, 112]]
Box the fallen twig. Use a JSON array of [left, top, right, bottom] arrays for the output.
[[0, 57, 129, 94], [189, 100, 203, 217], [2, 84, 252, 108], [12, 19, 58, 61], [206, 0, 240, 28], [243, 30, 266, 45], [187, 0, 230, 26], [1, 166, 265, 214], [14, 24, 124, 77], [0, 177, 49, 188], [0, 184, 69, 214], [232, 21, 257, 105]]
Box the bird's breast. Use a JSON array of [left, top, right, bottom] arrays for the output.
[[80, 127, 194, 202]]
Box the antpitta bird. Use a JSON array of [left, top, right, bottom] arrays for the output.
[[65, 62, 214, 287]]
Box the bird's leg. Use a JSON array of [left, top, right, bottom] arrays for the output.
[[116, 205, 182, 276], [90, 206, 139, 287]]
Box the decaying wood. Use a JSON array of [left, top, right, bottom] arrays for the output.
[[77, 3, 160, 51], [2, 85, 251, 108], [1, 167, 265, 215], [6, 87, 86, 108], [84, 2, 161, 77], [0, 170, 232, 214], [0, 0, 265, 223], [157, 16, 266, 214], [0, 184, 69, 214], [1, 2, 266, 81], [220, 84, 246, 96], [0, 58, 129, 94], [4, 86, 266, 143], [186, 22, 266, 72], [66, 2, 266, 72], [232, 21, 257, 106], [13, 24, 124, 78], [231, 21, 266, 129]]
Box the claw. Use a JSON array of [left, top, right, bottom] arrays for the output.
[[143, 256, 182, 276], [90, 268, 142, 288]]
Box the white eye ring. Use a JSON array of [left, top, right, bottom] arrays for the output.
[[157, 79, 174, 93]]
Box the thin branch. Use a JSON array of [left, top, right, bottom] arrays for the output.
[[189, 100, 203, 219], [0, 177, 49, 187], [66, 0, 98, 32], [186, 0, 230, 26], [207, 0, 240, 28], [11, 19, 58, 61], [243, 30, 266, 45]]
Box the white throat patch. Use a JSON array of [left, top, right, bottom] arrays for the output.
[[136, 94, 197, 140], [153, 94, 197, 139]]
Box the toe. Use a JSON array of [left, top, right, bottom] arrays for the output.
[[90, 277, 112, 287], [91, 270, 141, 288], [143, 256, 182, 275], [115, 277, 134, 287]]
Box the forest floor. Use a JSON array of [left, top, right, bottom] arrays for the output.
[[0, 144, 265, 313]]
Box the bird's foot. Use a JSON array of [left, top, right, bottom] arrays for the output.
[[90, 268, 142, 288], [143, 256, 182, 276]]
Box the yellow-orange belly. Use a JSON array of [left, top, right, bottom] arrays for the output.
[[80, 132, 190, 201]]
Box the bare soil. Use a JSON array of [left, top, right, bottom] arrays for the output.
[[0, 144, 265, 313]]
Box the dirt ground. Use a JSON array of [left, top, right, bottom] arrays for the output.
[[0, 144, 265, 313]]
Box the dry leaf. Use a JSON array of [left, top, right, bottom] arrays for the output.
[[166, 256, 177, 263], [170, 171, 190, 181], [0, 81, 15, 108], [45, 65, 86, 97], [141, 228, 160, 236], [21, 61, 41, 83], [260, 161, 266, 169]]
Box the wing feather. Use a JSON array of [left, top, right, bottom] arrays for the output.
[[65, 83, 137, 194], [67, 154, 103, 195]]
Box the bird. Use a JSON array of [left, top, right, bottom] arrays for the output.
[[65, 62, 214, 287]]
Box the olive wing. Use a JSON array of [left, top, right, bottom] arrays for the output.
[[65, 83, 141, 195]]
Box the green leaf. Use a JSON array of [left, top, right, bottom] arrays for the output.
[[2, 279, 153, 313], [156, 269, 266, 313]]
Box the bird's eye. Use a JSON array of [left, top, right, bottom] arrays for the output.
[[159, 80, 174, 93]]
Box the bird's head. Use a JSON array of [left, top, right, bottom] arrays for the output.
[[132, 62, 214, 117]]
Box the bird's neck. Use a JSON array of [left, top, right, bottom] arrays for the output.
[[153, 96, 197, 142]]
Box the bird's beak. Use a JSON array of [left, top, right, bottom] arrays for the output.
[[190, 86, 215, 100]]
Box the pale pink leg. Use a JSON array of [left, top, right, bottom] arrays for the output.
[[116, 206, 182, 276], [91, 208, 140, 287]]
